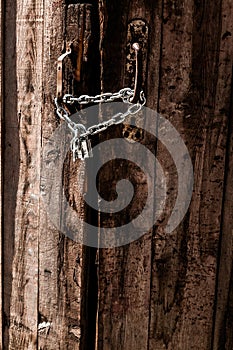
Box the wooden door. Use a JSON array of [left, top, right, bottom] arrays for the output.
[[1, 0, 233, 349]]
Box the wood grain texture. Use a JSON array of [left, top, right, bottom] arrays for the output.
[[2, 1, 233, 349], [148, 0, 194, 348], [97, 0, 233, 349], [213, 84, 233, 350], [3, 0, 18, 347], [149, 0, 233, 349], [3, 1, 98, 349], [3, 0, 44, 348], [97, 1, 162, 349], [39, 2, 99, 349], [212, 2, 233, 348], [39, 1, 81, 348]]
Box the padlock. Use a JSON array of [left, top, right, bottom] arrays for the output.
[[76, 136, 93, 160]]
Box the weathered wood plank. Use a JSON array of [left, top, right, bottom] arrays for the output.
[[213, 90, 233, 350], [212, 2, 233, 348], [2, 1, 233, 350], [39, 2, 99, 349], [149, 0, 233, 349], [97, 1, 162, 349], [3, 0, 44, 348], [3, 0, 18, 347], [98, 0, 233, 349], [9, 0, 44, 347], [39, 1, 79, 348], [148, 0, 198, 348]]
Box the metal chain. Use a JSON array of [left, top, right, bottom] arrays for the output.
[[63, 87, 136, 105], [54, 88, 146, 160], [54, 99, 87, 134], [78, 94, 146, 139]]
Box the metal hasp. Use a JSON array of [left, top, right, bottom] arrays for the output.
[[131, 42, 142, 103], [56, 42, 72, 99], [124, 19, 148, 142], [126, 19, 149, 102]]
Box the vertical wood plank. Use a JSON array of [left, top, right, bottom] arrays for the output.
[[10, 0, 43, 347], [3, 0, 18, 347], [3, 0, 44, 348], [212, 2, 233, 348], [39, 2, 99, 349], [98, 0, 233, 349], [39, 1, 80, 348], [97, 1, 162, 349], [149, 0, 196, 348], [213, 85, 233, 350], [149, 0, 233, 349]]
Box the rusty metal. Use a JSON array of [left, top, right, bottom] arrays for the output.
[[56, 42, 72, 98], [130, 42, 143, 103], [124, 19, 148, 142], [126, 19, 148, 92], [74, 21, 84, 82]]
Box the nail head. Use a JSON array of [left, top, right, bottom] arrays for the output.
[[132, 42, 140, 51]]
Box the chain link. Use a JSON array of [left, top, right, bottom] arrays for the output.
[[63, 88, 135, 105], [55, 88, 146, 160], [54, 98, 87, 134]]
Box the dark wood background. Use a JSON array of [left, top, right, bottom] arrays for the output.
[[2, 0, 233, 349]]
